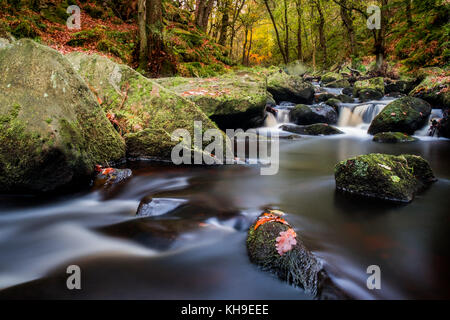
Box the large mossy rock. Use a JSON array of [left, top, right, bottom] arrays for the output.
[[281, 124, 343, 136], [409, 68, 449, 109], [67, 52, 222, 160], [335, 153, 436, 203], [368, 97, 431, 135], [155, 72, 267, 130], [373, 132, 417, 143], [353, 77, 384, 101], [267, 71, 315, 104], [247, 210, 349, 299], [290, 104, 338, 125], [0, 39, 126, 193]]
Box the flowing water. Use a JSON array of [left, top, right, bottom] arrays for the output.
[[1, 88, 449, 300]]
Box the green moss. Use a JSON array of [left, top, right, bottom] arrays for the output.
[[335, 153, 436, 202], [368, 97, 432, 135], [373, 132, 417, 143], [353, 77, 385, 96]]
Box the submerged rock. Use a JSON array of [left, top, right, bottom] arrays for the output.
[[368, 97, 431, 135], [335, 153, 436, 203], [373, 132, 417, 143], [0, 39, 126, 193], [93, 167, 132, 189], [67, 52, 224, 160], [247, 210, 350, 299], [281, 124, 343, 136], [290, 104, 338, 125], [136, 196, 188, 217], [155, 72, 267, 130], [267, 71, 315, 104]]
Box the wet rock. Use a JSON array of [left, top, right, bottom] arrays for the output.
[[93, 167, 132, 189], [155, 73, 267, 130], [281, 123, 343, 136], [136, 196, 187, 217], [436, 109, 450, 138], [336, 94, 355, 103], [325, 98, 341, 112], [353, 77, 384, 101], [321, 72, 344, 85], [290, 104, 338, 125], [385, 79, 417, 95], [0, 39, 126, 193], [267, 71, 315, 104], [368, 97, 432, 135], [373, 132, 417, 143], [335, 153, 436, 203], [342, 87, 353, 96], [315, 93, 336, 103], [266, 94, 277, 107], [67, 52, 226, 160], [324, 79, 351, 88], [247, 210, 350, 299]]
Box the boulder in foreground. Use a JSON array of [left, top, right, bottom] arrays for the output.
[[368, 97, 431, 135], [247, 209, 350, 299], [67, 52, 223, 160], [335, 153, 436, 203], [0, 39, 126, 193]]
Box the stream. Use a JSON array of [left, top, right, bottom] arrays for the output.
[[0, 85, 449, 299]]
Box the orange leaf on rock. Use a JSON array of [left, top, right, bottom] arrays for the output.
[[276, 228, 297, 256]]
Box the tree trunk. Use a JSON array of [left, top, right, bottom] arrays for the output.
[[296, 0, 303, 61], [339, 0, 356, 59], [242, 27, 248, 65], [146, 0, 163, 75], [284, 0, 289, 63], [406, 0, 412, 27], [195, 0, 215, 30], [375, 0, 388, 71], [246, 28, 253, 66], [315, 0, 327, 68], [218, 0, 230, 45], [138, 0, 148, 70], [263, 0, 287, 64]]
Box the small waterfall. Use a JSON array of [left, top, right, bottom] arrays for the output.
[[276, 109, 291, 124], [338, 103, 386, 127], [264, 113, 278, 127], [265, 104, 293, 127]]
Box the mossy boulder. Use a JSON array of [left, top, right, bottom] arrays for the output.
[[335, 153, 436, 203], [247, 210, 349, 299], [281, 123, 343, 136], [315, 93, 336, 103], [67, 52, 224, 160], [155, 72, 267, 130], [325, 98, 341, 111], [368, 97, 431, 135], [321, 72, 343, 85], [410, 71, 449, 109], [373, 132, 417, 143], [385, 79, 417, 95], [324, 79, 350, 88], [290, 104, 338, 125], [267, 71, 315, 104], [0, 39, 126, 193], [353, 77, 384, 101]]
